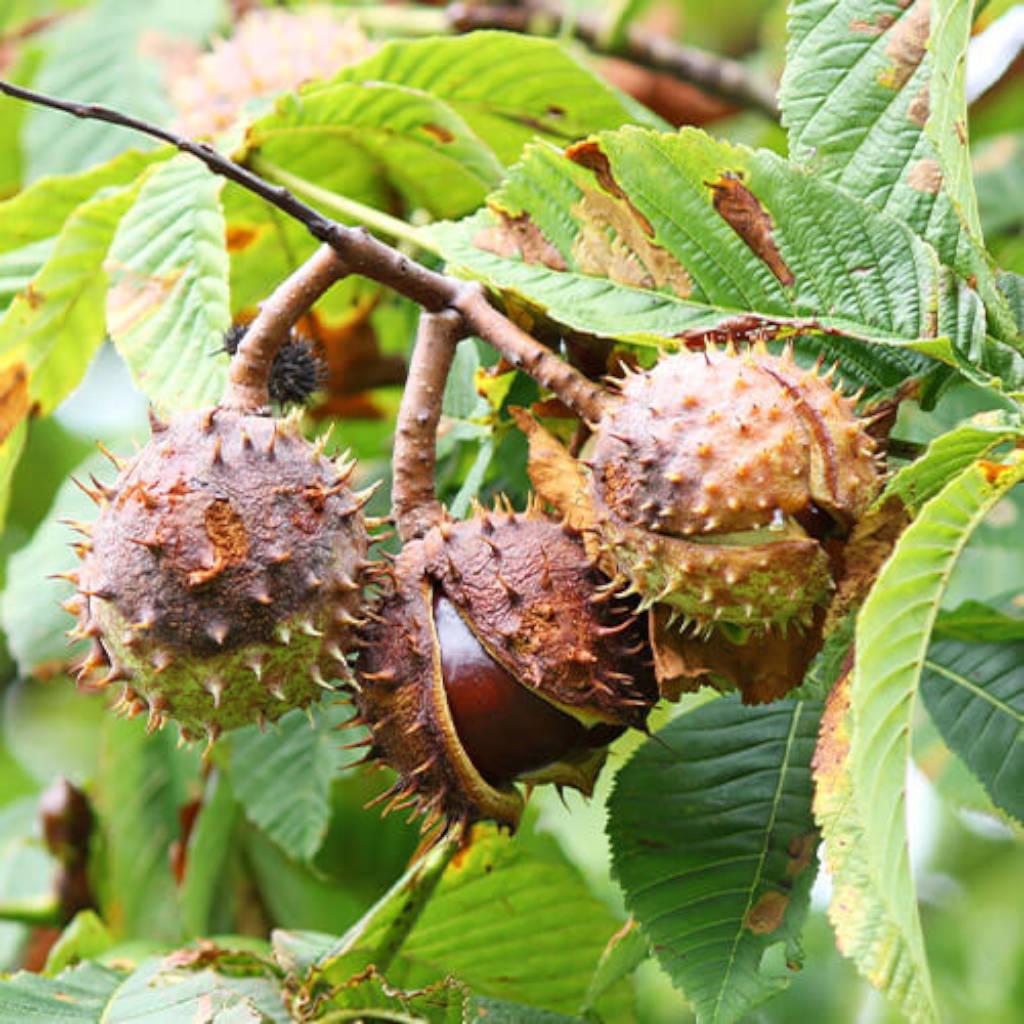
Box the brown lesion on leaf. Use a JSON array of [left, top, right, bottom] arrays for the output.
[[979, 459, 1016, 484], [908, 158, 943, 194], [105, 266, 184, 339], [745, 890, 789, 934], [474, 211, 567, 272], [0, 362, 30, 446], [572, 189, 692, 298], [707, 173, 795, 287], [785, 832, 819, 877], [878, 0, 930, 91], [850, 13, 896, 34], [908, 85, 930, 126], [811, 668, 852, 797], [566, 139, 655, 237], [225, 224, 267, 252], [420, 122, 455, 144]]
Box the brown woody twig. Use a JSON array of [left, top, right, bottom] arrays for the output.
[[392, 310, 467, 541]]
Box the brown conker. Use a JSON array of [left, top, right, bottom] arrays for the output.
[[354, 503, 655, 838]]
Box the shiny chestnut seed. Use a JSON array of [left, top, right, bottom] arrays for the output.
[[355, 508, 655, 839], [435, 594, 623, 786]]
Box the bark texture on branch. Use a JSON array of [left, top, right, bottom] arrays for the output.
[[392, 310, 466, 541]]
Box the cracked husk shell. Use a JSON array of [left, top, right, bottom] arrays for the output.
[[355, 506, 656, 838], [514, 344, 882, 703], [65, 407, 376, 742]]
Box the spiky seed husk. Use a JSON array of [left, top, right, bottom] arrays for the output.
[[355, 507, 656, 839], [516, 344, 882, 703], [71, 407, 374, 740]]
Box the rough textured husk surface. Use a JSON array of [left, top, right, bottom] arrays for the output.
[[74, 408, 370, 738], [356, 509, 655, 834]]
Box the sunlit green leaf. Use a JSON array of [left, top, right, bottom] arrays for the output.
[[224, 703, 341, 864], [0, 796, 59, 925], [820, 453, 1024, 1022], [106, 155, 231, 412]]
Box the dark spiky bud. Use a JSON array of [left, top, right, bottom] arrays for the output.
[[355, 504, 656, 840], [222, 325, 326, 406]]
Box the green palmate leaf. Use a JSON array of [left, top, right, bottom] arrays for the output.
[[0, 961, 126, 1022], [106, 155, 231, 412], [244, 82, 504, 220], [878, 412, 1024, 512], [0, 180, 142, 413], [0, 451, 111, 676], [0, 797, 59, 925], [319, 970, 468, 1024], [607, 697, 821, 1024], [820, 453, 1024, 1022], [429, 126, 1023, 394], [0, 420, 27, 529], [224, 703, 341, 865], [0, 149, 164, 259], [316, 31, 661, 165], [23, 0, 222, 180], [94, 715, 199, 943], [921, 634, 1024, 822], [317, 839, 456, 983], [782, 1, 1019, 344], [320, 827, 632, 1017], [582, 919, 649, 1015]]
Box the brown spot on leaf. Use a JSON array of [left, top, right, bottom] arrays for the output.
[[811, 668, 851, 794], [572, 189, 692, 298], [475, 212, 567, 271], [745, 890, 789, 934], [24, 284, 44, 310], [908, 86, 930, 126], [0, 362, 30, 446], [850, 13, 896, 34], [908, 158, 943, 194], [954, 120, 967, 145], [786, 832, 819, 877], [979, 460, 1015, 484], [226, 224, 265, 252], [421, 122, 455, 143], [879, 0, 930, 91], [708, 174, 795, 286], [106, 267, 184, 340], [566, 140, 655, 237]]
